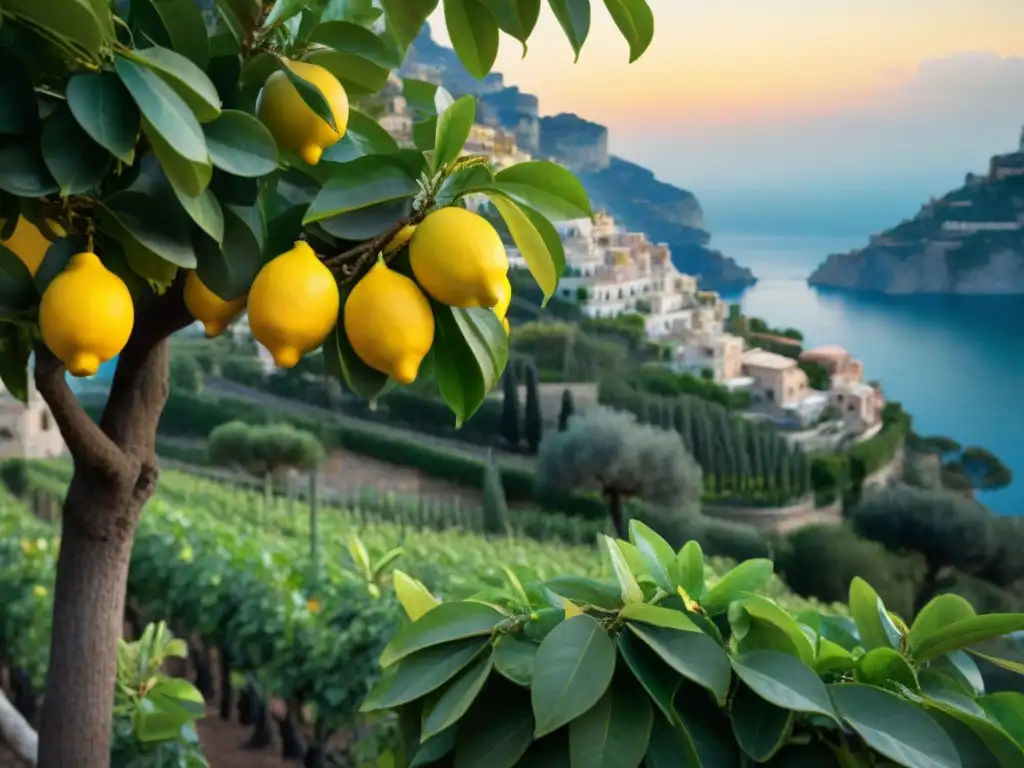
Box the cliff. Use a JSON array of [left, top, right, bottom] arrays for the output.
[[808, 145, 1024, 294], [401, 25, 757, 291], [580, 157, 757, 290]]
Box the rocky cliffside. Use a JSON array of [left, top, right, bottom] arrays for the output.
[[808, 144, 1024, 294]]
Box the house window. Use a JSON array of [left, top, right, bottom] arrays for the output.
[[0, 427, 11, 440], [836, 394, 844, 404], [40, 411, 51, 431], [766, 389, 775, 402], [847, 403, 856, 412]]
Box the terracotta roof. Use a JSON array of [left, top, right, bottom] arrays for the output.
[[800, 344, 849, 360]]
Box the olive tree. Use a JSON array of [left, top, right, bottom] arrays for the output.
[[536, 406, 703, 538], [0, 1, 654, 763]]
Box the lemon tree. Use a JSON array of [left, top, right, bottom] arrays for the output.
[[0, 0, 655, 764]]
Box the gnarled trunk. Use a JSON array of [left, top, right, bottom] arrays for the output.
[[33, 285, 189, 768]]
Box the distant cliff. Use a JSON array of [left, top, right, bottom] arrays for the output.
[[401, 25, 757, 291], [809, 145, 1024, 294]]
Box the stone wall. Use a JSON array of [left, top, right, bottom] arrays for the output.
[[702, 496, 843, 536]]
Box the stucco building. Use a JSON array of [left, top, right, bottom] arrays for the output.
[[0, 365, 65, 460]]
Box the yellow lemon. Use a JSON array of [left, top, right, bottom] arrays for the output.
[[344, 260, 434, 385], [184, 271, 247, 338], [40, 252, 134, 377], [384, 224, 416, 254], [256, 60, 349, 166], [493, 274, 511, 320], [503, 317, 510, 335], [1, 216, 61, 276], [247, 240, 340, 368], [409, 207, 508, 308]]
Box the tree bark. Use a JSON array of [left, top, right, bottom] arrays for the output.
[[218, 648, 233, 721], [33, 281, 191, 768], [606, 490, 626, 539]]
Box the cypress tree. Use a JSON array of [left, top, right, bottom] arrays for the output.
[[558, 388, 575, 431], [733, 418, 752, 494], [500, 368, 520, 449], [776, 439, 792, 500], [482, 453, 509, 536], [749, 426, 766, 492], [524, 363, 543, 454], [715, 408, 737, 494]]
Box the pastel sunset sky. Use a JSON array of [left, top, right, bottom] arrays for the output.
[[428, 1, 1024, 234]]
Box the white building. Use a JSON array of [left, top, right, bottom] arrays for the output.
[[0, 361, 65, 460]]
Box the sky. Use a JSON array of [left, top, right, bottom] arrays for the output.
[[428, 1, 1024, 235]]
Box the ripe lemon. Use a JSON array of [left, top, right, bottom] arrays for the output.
[[40, 252, 134, 377], [493, 275, 511, 319], [344, 260, 434, 385], [409, 207, 509, 308], [384, 224, 416, 254], [184, 271, 246, 338], [1, 216, 62, 276], [502, 318, 510, 335], [247, 240, 339, 368], [256, 60, 349, 166]]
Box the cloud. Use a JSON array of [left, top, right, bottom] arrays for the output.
[[618, 52, 1024, 193]]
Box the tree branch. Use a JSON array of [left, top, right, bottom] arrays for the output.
[[322, 211, 427, 275], [33, 344, 125, 480]]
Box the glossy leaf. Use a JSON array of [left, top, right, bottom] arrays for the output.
[[420, 653, 493, 740], [98, 192, 197, 268], [380, 0, 439, 51], [730, 682, 793, 763], [701, 558, 774, 614], [603, 0, 654, 62], [547, 0, 591, 61], [137, 0, 210, 69], [0, 324, 32, 404], [193, 204, 263, 300], [431, 304, 509, 427], [644, 710, 700, 768], [856, 647, 919, 692], [203, 110, 278, 177], [493, 635, 538, 687], [627, 519, 677, 593], [454, 682, 533, 768], [729, 594, 817, 664], [830, 683, 960, 768], [362, 636, 489, 711], [488, 192, 558, 303], [393, 570, 440, 622], [40, 105, 110, 195], [912, 614, 1024, 663], [849, 576, 902, 651], [0, 51, 40, 136], [2, 0, 111, 64], [0, 140, 59, 197], [444, 0, 501, 79], [531, 615, 616, 737], [481, 0, 541, 53], [619, 603, 700, 633], [627, 623, 731, 705], [280, 66, 338, 133], [304, 156, 418, 223], [65, 72, 140, 164], [492, 161, 593, 221], [676, 541, 705, 601], [130, 46, 222, 123], [0, 246, 35, 312], [434, 95, 478, 172], [379, 601, 504, 668], [325, 302, 390, 399], [543, 576, 623, 612], [616, 629, 679, 723], [599, 535, 643, 604], [35, 236, 86, 295], [568, 672, 652, 768], [731, 651, 836, 720]]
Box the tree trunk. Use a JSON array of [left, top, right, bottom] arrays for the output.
[[218, 648, 233, 721], [8, 668, 36, 723], [33, 286, 190, 768], [190, 642, 215, 701], [606, 490, 626, 539], [245, 694, 274, 750], [303, 743, 327, 768], [278, 701, 307, 759]]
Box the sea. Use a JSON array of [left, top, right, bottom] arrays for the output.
[[713, 234, 1024, 515]]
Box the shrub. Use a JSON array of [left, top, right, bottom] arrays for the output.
[[368, 526, 1024, 767]]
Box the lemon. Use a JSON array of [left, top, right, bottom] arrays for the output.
[[409, 207, 509, 308], [40, 252, 134, 377], [503, 318, 510, 335], [1, 216, 62, 276], [256, 60, 349, 166], [247, 240, 340, 368], [344, 260, 434, 385], [493, 274, 511, 320], [184, 271, 246, 338], [384, 224, 416, 254]]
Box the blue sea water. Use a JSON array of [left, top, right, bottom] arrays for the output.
[[714, 235, 1024, 515]]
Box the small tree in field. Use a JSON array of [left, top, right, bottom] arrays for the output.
[[557, 387, 575, 431], [500, 368, 520, 449], [209, 421, 323, 500], [169, 353, 204, 395], [481, 452, 508, 536], [524, 362, 542, 453], [0, 0, 652, 761], [536, 407, 703, 538]]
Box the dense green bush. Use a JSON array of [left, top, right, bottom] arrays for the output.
[[368, 522, 1024, 767], [512, 321, 629, 382]]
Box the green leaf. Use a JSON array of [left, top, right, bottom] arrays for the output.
[[40, 104, 110, 196], [849, 576, 901, 651], [420, 653, 493, 740], [816, 637, 856, 675], [133, 706, 191, 743], [492, 161, 593, 221], [913, 615, 1024, 663], [568, 672, 653, 768], [701, 558, 774, 614], [323, 306, 389, 400], [598, 534, 643, 604], [302, 49, 390, 96], [911, 594, 976, 647], [730, 681, 793, 763], [969, 649, 1024, 676], [453, 681, 533, 768], [856, 647, 919, 692], [627, 519, 677, 593], [431, 304, 508, 427], [481, 0, 541, 54], [261, 0, 305, 29], [130, 46, 222, 123], [676, 541, 705, 601], [644, 710, 700, 768], [35, 236, 85, 295], [2, 0, 111, 64], [929, 708, 1021, 768], [616, 628, 679, 723], [493, 635, 538, 688], [531, 614, 616, 738], [139, 0, 211, 69], [0, 50, 40, 136], [979, 692, 1024, 746], [830, 682, 960, 768], [318, 198, 413, 241], [730, 651, 837, 720], [65, 72, 140, 165], [433, 95, 477, 172], [619, 603, 699, 633], [411, 727, 456, 767], [281, 62, 339, 133], [98, 192, 197, 269], [193, 204, 263, 300], [143, 115, 214, 199], [403, 79, 454, 116], [0, 140, 59, 197], [730, 594, 816, 665], [444, 0, 500, 79], [487, 192, 558, 303], [672, 685, 745, 766], [310, 20, 402, 67], [627, 623, 731, 705], [380, 0, 440, 52], [304, 156, 418, 223], [602, 0, 654, 63], [115, 55, 208, 168], [362, 636, 489, 712], [216, 0, 261, 37], [0, 324, 32, 404], [203, 110, 278, 178], [343, 108, 402, 155], [379, 600, 504, 668], [548, 0, 590, 61], [544, 576, 622, 612]]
